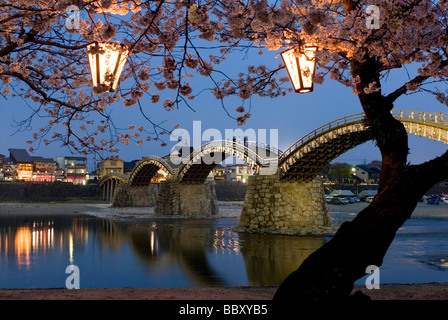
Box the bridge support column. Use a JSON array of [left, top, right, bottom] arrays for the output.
[[237, 174, 333, 235], [105, 180, 110, 202], [102, 182, 107, 201], [154, 180, 219, 216], [111, 183, 159, 207]]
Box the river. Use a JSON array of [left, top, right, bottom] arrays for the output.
[[0, 202, 447, 289]]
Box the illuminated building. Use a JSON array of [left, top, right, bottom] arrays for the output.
[[2, 156, 16, 180], [55, 156, 88, 185], [224, 164, 253, 183], [9, 148, 33, 181], [32, 157, 57, 182], [97, 158, 124, 177]]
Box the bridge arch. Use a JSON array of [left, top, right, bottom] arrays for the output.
[[99, 174, 128, 202], [176, 140, 279, 184], [99, 173, 128, 186], [279, 110, 448, 181], [128, 156, 174, 186]]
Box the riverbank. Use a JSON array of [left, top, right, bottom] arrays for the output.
[[0, 283, 448, 300], [2, 199, 447, 219]]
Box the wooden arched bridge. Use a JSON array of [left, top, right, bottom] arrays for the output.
[[99, 110, 448, 223], [278, 110, 448, 181], [101, 140, 280, 192], [101, 110, 448, 188]]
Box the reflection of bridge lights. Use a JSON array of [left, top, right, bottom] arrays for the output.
[[212, 230, 240, 255], [15, 227, 32, 268], [15, 220, 56, 268], [149, 230, 158, 255], [32, 220, 55, 252], [69, 233, 74, 264]]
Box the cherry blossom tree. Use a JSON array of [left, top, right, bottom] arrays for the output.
[[2, 0, 448, 301], [0, 0, 282, 158]]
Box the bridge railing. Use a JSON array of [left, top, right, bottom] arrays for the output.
[[392, 110, 448, 126], [245, 141, 283, 155], [175, 140, 279, 172], [279, 112, 367, 162], [279, 109, 448, 164]]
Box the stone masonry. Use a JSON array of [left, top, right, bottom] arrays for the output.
[[154, 180, 219, 216], [112, 183, 159, 207], [236, 174, 333, 235]]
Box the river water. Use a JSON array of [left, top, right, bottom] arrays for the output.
[[1, 203, 448, 289]]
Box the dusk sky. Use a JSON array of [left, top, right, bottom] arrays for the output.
[[0, 47, 447, 171]]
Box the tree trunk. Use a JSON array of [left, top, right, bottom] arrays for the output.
[[273, 175, 423, 301], [273, 57, 435, 302]]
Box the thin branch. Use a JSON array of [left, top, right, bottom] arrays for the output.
[[385, 74, 429, 104]]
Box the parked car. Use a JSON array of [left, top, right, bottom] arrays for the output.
[[330, 198, 344, 205], [366, 196, 375, 203], [325, 195, 333, 204], [427, 199, 440, 205]]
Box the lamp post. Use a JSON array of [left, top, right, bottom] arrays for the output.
[[281, 45, 318, 93], [87, 42, 129, 92]]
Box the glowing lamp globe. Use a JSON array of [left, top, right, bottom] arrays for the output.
[[281, 45, 318, 94], [87, 42, 129, 92]]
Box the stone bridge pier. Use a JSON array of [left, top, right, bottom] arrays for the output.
[[237, 174, 332, 235], [111, 183, 159, 207], [154, 180, 219, 216]]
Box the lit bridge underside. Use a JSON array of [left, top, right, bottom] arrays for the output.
[[128, 156, 174, 186]]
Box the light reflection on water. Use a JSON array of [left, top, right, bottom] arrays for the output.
[[0, 212, 448, 289]]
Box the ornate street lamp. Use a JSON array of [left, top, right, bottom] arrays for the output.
[[87, 42, 129, 92], [281, 45, 318, 93]]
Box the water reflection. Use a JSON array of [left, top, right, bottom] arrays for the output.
[[15, 227, 31, 268], [213, 230, 241, 255], [126, 221, 234, 286], [239, 233, 326, 285], [0, 214, 331, 288], [1, 216, 88, 270]]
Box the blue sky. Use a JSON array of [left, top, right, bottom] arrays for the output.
[[0, 47, 447, 171]]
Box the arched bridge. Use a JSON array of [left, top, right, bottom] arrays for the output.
[[106, 140, 280, 186], [278, 110, 448, 181], [128, 156, 175, 186], [100, 109, 448, 189], [99, 173, 128, 202], [176, 140, 280, 184]]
